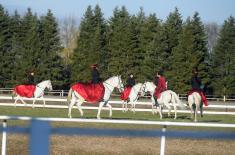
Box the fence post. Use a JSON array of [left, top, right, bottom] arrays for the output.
[[1, 120, 7, 155], [62, 90, 64, 97], [30, 120, 50, 155], [160, 125, 167, 155]]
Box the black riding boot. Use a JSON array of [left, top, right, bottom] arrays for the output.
[[154, 96, 159, 107]]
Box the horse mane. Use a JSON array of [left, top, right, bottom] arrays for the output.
[[105, 75, 120, 82]]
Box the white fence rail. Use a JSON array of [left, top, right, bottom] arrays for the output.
[[1, 116, 235, 155], [1, 88, 235, 101], [1, 95, 235, 115]]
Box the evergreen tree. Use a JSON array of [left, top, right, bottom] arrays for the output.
[[106, 6, 132, 79], [138, 13, 162, 81], [163, 8, 183, 87], [127, 8, 145, 81], [211, 16, 235, 96], [7, 11, 22, 86], [169, 18, 195, 93], [191, 12, 210, 87], [14, 8, 41, 84], [170, 13, 209, 93], [39, 9, 63, 88], [163, 8, 183, 68], [71, 5, 106, 82], [0, 5, 15, 87]]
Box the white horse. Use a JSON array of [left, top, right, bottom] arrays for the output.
[[122, 83, 143, 113], [67, 75, 124, 119], [141, 81, 185, 119], [13, 80, 53, 108], [188, 92, 203, 122]]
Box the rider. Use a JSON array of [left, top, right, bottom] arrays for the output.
[[120, 74, 136, 101], [27, 70, 36, 85], [91, 64, 101, 84], [189, 68, 208, 106], [153, 70, 167, 106], [126, 74, 136, 87]]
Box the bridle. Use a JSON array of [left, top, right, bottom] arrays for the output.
[[103, 76, 124, 92]]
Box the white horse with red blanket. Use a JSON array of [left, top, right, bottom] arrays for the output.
[[141, 81, 186, 119], [13, 80, 53, 107], [67, 75, 124, 119], [121, 83, 143, 113], [188, 91, 208, 122]]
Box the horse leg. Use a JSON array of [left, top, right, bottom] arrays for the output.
[[76, 99, 84, 117], [188, 95, 194, 120], [19, 96, 27, 106], [156, 105, 162, 119], [151, 97, 155, 115], [106, 102, 112, 118], [122, 101, 125, 112], [125, 101, 128, 112], [68, 98, 76, 118], [14, 95, 19, 107], [97, 101, 105, 119], [41, 96, 46, 108], [32, 98, 37, 108], [122, 101, 127, 112], [171, 96, 177, 119], [200, 102, 203, 117], [164, 102, 171, 118], [173, 104, 177, 119]]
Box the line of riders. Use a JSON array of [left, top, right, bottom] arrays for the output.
[[23, 64, 208, 107]]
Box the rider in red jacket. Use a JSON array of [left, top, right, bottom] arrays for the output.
[[154, 70, 167, 106]]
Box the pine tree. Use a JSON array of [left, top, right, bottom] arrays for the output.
[[106, 6, 132, 79], [7, 11, 22, 86], [127, 8, 145, 81], [39, 9, 63, 89], [139, 13, 162, 81], [169, 18, 195, 93], [14, 8, 41, 84], [211, 16, 235, 96], [0, 5, 12, 87], [71, 5, 106, 82], [169, 13, 210, 93], [191, 12, 210, 87], [162, 8, 183, 87], [163, 8, 183, 67]]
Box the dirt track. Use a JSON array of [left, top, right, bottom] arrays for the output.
[[3, 134, 235, 155]]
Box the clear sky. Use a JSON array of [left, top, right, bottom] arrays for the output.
[[0, 0, 234, 24]]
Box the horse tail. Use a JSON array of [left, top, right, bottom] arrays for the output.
[[67, 88, 73, 104], [172, 91, 186, 109]]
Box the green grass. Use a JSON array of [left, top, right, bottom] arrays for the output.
[[1, 106, 235, 131]]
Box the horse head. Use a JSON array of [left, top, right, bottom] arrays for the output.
[[141, 81, 156, 96], [140, 82, 147, 96], [105, 75, 124, 92], [115, 75, 124, 92], [37, 80, 53, 91], [46, 80, 53, 91]]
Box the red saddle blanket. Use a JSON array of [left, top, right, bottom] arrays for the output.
[[120, 87, 132, 101], [14, 85, 36, 98], [71, 82, 105, 103], [188, 89, 208, 106]]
